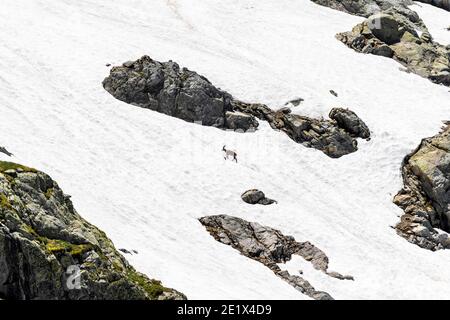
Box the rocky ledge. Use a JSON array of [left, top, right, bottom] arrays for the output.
[[199, 215, 353, 300], [104, 56, 370, 158], [233, 102, 371, 158], [336, 9, 450, 86], [394, 123, 450, 251], [0, 161, 185, 300]]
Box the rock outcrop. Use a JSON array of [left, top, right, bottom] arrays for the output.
[[0, 147, 13, 157], [329, 108, 371, 139], [103, 56, 258, 131], [311, 0, 416, 17], [241, 189, 277, 205], [104, 56, 370, 158], [336, 9, 450, 86], [0, 161, 185, 300], [394, 123, 450, 251], [232, 101, 370, 158], [199, 215, 353, 300]]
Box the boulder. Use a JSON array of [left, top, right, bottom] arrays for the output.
[[103, 56, 233, 127], [241, 189, 277, 205], [0, 161, 185, 300], [199, 215, 352, 300], [225, 111, 259, 132], [329, 108, 371, 139]]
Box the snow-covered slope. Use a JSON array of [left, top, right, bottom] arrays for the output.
[[0, 0, 449, 299]]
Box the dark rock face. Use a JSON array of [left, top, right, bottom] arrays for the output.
[[241, 189, 277, 205], [0, 161, 185, 300], [329, 108, 371, 139], [336, 10, 450, 86], [103, 56, 257, 129], [394, 124, 450, 251], [199, 215, 353, 300], [232, 101, 368, 158]]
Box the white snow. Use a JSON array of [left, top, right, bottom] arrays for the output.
[[0, 0, 449, 299], [411, 1, 450, 45]]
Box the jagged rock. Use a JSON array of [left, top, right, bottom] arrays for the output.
[[199, 215, 353, 300], [0, 161, 185, 300], [232, 101, 368, 158], [329, 108, 371, 139], [337, 11, 450, 86], [225, 111, 259, 132], [284, 97, 304, 106], [241, 189, 277, 205], [0, 147, 13, 157], [394, 123, 450, 251], [103, 56, 256, 131]]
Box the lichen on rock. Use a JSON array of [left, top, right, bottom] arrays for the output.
[[0, 161, 185, 300], [199, 215, 353, 300], [394, 123, 450, 251]]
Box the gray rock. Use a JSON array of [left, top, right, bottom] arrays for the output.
[[368, 13, 402, 44], [232, 101, 367, 158], [0, 161, 186, 300], [394, 123, 450, 251], [103, 56, 233, 128], [199, 215, 353, 300], [241, 189, 277, 205], [337, 12, 450, 86], [225, 111, 259, 132], [329, 108, 371, 139]]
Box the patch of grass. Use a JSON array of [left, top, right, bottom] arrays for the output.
[[0, 161, 36, 173], [127, 270, 167, 299]]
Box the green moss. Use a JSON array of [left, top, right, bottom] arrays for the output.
[[41, 238, 93, 258], [0, 194, 12, 209], [0, 161, 36, 173], [44, 188, 54, 199], [127, 270, 167, 299], [22, 224, 38, 237]]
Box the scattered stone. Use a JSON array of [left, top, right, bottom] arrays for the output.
[[103, 56, 257, 131], [199, 215, 353, 300], [232, 100, 368, 158], [119, 248, 132, 254], [225, 111, 259, 132], [241, 189, 277, 205], [329, 108, 371, 139], [394, 123, 450, 251], [285, 97, 304, 106], [106, 63, 111, 67], [0, 161, 186, 300], [329, 90, 338, 97]]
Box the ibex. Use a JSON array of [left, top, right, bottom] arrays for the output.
[[223, 145, 237, 163]]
